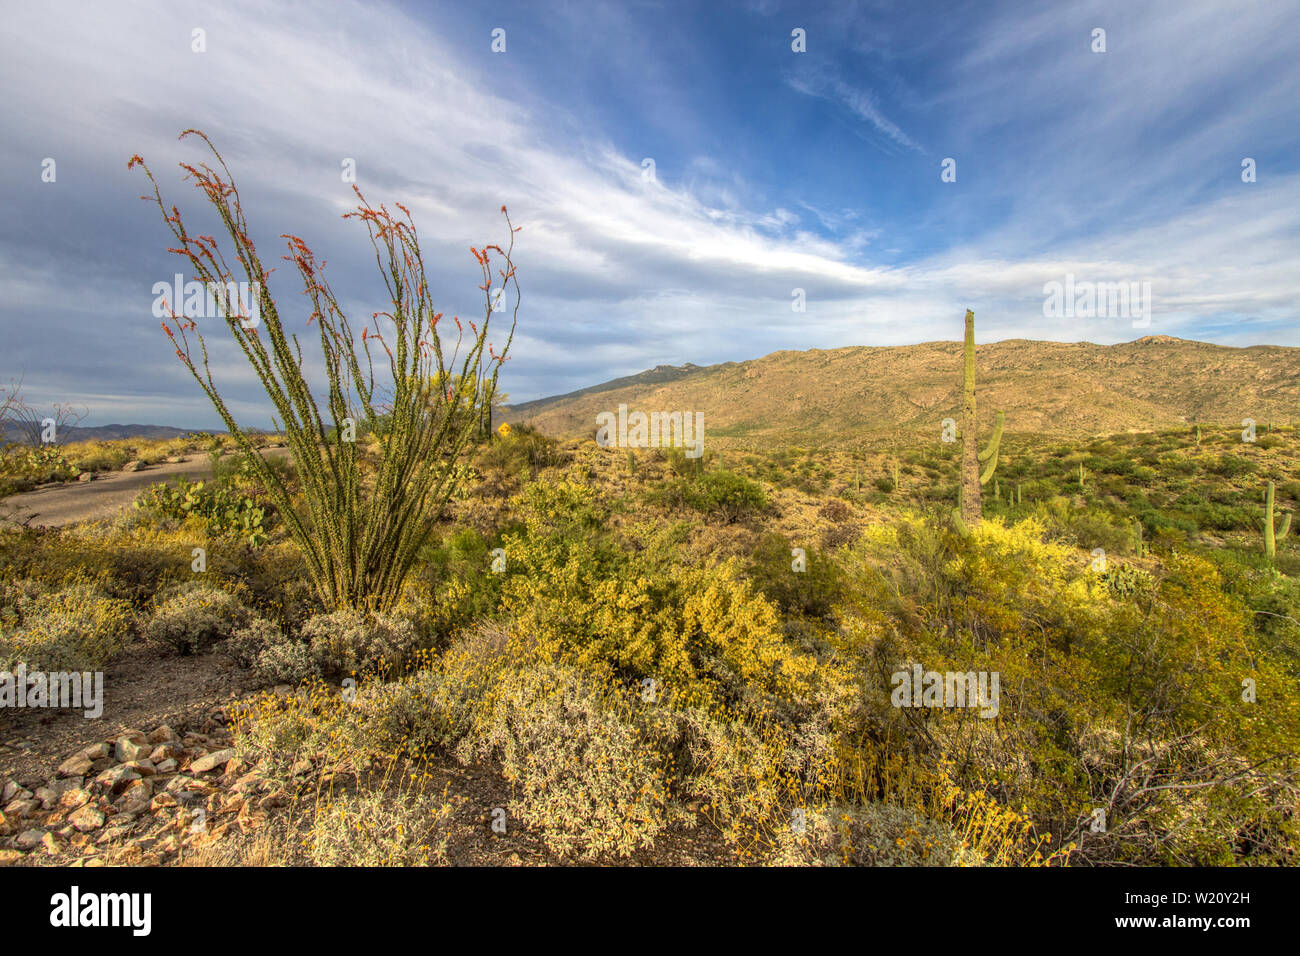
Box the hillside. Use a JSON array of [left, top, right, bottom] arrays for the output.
[[502, 336, 1300, 447]]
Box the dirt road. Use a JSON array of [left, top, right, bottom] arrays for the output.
[[0, 449, 289, 528]]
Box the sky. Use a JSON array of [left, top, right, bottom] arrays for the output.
[[1, 0, 1297, 428]]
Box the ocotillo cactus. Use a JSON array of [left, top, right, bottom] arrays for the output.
[[1133, 517, 1145, 557], [1264, 480, 1292, 562], [953, 309, 1005, 535]]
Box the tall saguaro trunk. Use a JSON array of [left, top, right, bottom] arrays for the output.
[[961, 309, 982, 527]]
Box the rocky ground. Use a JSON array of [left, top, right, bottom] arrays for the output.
[[0, 658, 737, 867], [0, 712, 298, 866]]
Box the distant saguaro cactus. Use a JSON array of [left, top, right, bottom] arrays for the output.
[[1263, 480, 1292, 562], [954, 309, 1004, 536]]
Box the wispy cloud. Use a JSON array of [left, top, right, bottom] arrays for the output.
[[786, 73, 923, 153]]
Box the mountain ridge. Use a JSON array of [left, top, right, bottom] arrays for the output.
[[501, 336, 1300, 446]]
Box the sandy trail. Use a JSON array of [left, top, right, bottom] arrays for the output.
[[0, 449, 289, 528]]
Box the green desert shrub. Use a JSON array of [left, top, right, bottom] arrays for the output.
[[0, 579, 132, 671], [66, 441, 131, 473], [144, 584, 252, 654], [413, 527, 506, 646], [746, 534, 843, 620], [299, 609, 421, 681], [655, 469, 769, 523], [226, 617, 316, 686], [460, 662, 671, 861], [477, 423, 569, 476], [133, 477, 270, 546]]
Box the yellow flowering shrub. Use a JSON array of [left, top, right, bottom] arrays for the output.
[[0, 578, 133, 671]]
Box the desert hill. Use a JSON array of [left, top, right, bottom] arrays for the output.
[[503, 336, 1300, 447]]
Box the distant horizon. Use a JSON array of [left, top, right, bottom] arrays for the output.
[[28, 331, 1297, 431]]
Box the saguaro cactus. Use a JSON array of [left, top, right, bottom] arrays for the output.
[[1264, 480, 1292, 562], [954, 309, 1004, 535]]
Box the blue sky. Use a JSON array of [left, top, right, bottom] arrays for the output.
[[1, 0, 1298, 428]]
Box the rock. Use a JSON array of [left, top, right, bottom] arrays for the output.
[[123, 760, 156, 777], [190, 749, 235, 774], [148, 726, 177, 744], [123, 460, 145, 472], [57, 753, 94, 778], [224, 757, 247, 778], [48, 778, 83, 800], [80, 743, 110, 761], [290, 758, 313, 777], [149, 793, 178, 811], [154, 758, 178, 774], [68, 806, 105, 832], [57, 788, 91, 811], [221, 794, 246, 813], [77, 472, 93, 482], [116, 781, 152, 815], [164, 776, 195, 794], [41, 832, 63, 854], [232, 773, 264, 794], [16, 828, 46, 850], [93, 766, 141, 794], [259, 790, 290, 810], [3, 782, 31, 803], [114, 738, 150, 763], [4, 798, 39, 818], [34, 787, 59, 810], [149, 744, 180, 762]]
